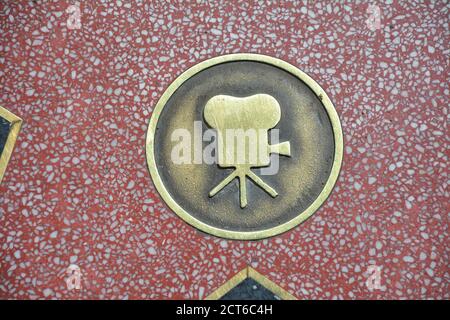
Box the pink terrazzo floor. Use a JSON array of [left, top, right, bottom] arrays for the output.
[[0, 1, 448, 299]]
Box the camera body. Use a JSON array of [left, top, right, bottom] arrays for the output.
[[204, 94, 290, 168]]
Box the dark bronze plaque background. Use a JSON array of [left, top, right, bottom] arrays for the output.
[[153, 60, 335, 233], [0, 106, 22, 184], [0, 117, 10, 155]]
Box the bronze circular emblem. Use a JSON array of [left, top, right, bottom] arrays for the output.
[[146, 54, 343, 240]]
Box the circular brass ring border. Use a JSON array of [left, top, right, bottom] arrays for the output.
[[146, 53, 343, 240]]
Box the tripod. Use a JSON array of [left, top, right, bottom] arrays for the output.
[[209, 166, 278, 208]]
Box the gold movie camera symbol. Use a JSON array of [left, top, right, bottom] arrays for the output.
[[204, 94, 291, 208]]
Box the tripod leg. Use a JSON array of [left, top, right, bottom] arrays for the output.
[[209, 170, 238, 197], [239, 173, 248, 208], [246, 170, 278, 198]]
